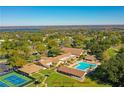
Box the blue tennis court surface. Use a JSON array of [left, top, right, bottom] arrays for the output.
[[0, 81, 9, 87], [0, 72, 32, 87], [5, 75, 26, 86]]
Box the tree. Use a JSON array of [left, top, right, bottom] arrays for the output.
[[48, 48, 63, 57], [72, 34, 85, 48], [121, 35, 124, 44], [102, 48, 118, 61], [47, 39, 59, 49], [86, 31, 121, 59], [35, 43, 47, 55], [61, 37, 73, 47], [8, 55, 26, 67], [93, 48, 124, 86]]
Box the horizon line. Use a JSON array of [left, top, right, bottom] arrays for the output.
[[1, 24, 124, 27]]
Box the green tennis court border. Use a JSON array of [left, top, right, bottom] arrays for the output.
[[0, 71, 33, 87]]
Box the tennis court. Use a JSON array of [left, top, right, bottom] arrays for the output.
[[0, 81, 9, 87], [0, 72, 32, 87]]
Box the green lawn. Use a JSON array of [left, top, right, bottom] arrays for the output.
[[28, 69, 111, 87]]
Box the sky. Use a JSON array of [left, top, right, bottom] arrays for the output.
[[0, 6, 124, 26]]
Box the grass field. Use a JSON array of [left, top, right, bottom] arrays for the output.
[[0, 72, 32, 87], [29, 69, 111, 87]]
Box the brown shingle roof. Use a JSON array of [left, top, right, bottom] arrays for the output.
[[40, 57, 55, 64], [39, 48, 82, 66], [40, 53, 75, 65], [39, 57, 55, 68], [85, 55, 96, 61], [54, 53, 73, 61], [19, 63, 42, 74], [57, 66, 85, 78], [61, 47, 84, 56]]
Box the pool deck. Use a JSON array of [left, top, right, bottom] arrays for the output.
[[68, 59, 99, 73], [69, 62, 77, 67], [80, 59, 101, 65], [69, 59, 100, 68]]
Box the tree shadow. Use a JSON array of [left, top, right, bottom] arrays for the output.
[[86, 71, 110, 86]]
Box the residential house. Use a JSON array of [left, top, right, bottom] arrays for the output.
[[85, 55, 96, 62], [57, 66, 86, 81], [38, 57, 55, 68], [54, 53, 76, 63], [61, 47, 86, 57]]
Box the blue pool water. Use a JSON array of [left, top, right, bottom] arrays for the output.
[[75, 62, 97, 71]]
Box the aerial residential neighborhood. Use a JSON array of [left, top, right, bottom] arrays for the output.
[[0, 43, 101, 87], [18, 47, 98, 82], [0, 26, 123, 87], [0, 6, 124, 87]]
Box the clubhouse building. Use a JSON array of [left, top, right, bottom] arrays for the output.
[[57, 66, 86, 81], [38, 47, 85, 68]]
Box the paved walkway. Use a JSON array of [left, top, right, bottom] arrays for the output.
[[55, 61, 62, 67], [41, 76, 48, 87]]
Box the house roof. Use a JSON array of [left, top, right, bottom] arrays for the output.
[[54, 53, 74, 61], [39, 53, 76, 65], [61, 47, 84, 56], [39, 57, 55, 68], [19, 63, 42, 74], [39, 47, 82, 66], [57, 66, 85, 78], [85, 55, 96, 61], [40, 57, 55, 63]]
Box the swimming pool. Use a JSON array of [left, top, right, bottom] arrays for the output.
[[74, 62, 97, 71]]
